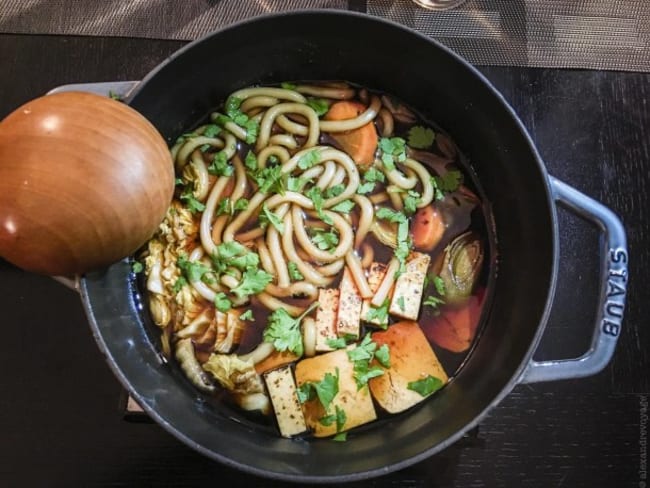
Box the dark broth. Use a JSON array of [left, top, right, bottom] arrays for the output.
[[140, 81, 493, 437]]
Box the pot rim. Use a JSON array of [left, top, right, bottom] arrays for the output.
[[81, 9, 560, 482]]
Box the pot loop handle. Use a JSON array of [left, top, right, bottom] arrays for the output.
[[520, 176, 628, 384]]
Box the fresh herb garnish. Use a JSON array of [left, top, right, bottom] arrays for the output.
[[179, 187, 206, 213], [202, 124, 221, 138], [431, 170, 463, 200], [131, 261, 143, 273], [407, 125, 436, 149], [214, 292, 232, 312], [288, 262, 304, 281], [297, 149, 321, 170], [297, 366, 339, 412], [378, 137, 407, 171], [231, 268, 273, 298], [239, 310, 254, 321], [233, 197, 249, 212], [326, 337, 348, 349], [423, 295, 445, 310], [365, 299, 389, 328], [319, 405, 346, 435], [330, 199, 355, 213], [306, 186, 334, 225], [347, 334, 391, 389], [403, 190, 421, 215], [309, 228, 339, 253], [264, 302, 320, 357], [215, 197, 231, 216], [260, 204, 284, 233], [177, 255, 212, 283], [172, 276, 187, 293], [254, 165, 285, 194], [244, 150, 258, 171], [307, 97, 330, 116], [208, 151, 233, 177], [324, 184, 345, 198], [407, 375, 443, 397], [281, 82, 297, 90]]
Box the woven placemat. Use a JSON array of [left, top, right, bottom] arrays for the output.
[[1, 1, 648, 72]]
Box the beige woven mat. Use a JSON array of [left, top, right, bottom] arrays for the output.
[[1, 0, 648, 71]]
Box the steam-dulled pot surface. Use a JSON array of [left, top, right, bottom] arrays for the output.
[[82, 11, 556, 482]]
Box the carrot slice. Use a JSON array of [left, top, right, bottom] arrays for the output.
[[421, 287, 485, 353], [324, 101, 378, 169], [412, 204, 445, 251]]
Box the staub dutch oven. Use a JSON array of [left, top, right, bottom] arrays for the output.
[[80, 11, 628, 483]]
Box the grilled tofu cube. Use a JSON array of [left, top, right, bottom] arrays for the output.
[[389, 252, 430, 320], [315, 288, 340, 352], [264, 365, 307, 438], [295, 349, 376, 437], [336, 267, 363, 338], [361, 262, 389, 327], [369, 321, 448, 414]]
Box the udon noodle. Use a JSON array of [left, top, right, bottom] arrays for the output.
[[141, 81, 488, 439]]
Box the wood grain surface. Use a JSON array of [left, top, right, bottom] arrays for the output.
[[0, 34, 648, 487]]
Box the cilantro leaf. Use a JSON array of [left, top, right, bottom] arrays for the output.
[[407, 375, 443, 397], [255, 165, 285, 194], [356, 181, 375, 195], [330, 199, 355, 214], [303, 368, 339, 411], [288, 262, 304, 281], [403, 190, 421, 216], [234, 197, 249, 212], [172, 276, 187, 293], [431, 170, 463, 200], [215, 197, 231, 216], [260, 204, 284, 233], [239, 310, 254, 321], [309, 228, 339, 253], [214, 292, 232, 312], [225, 96, 243, 119], [324, 184, 345, 198], [306, 186, 334, 226], [281, 82, 297, 90], [433, 275, 446, 296], [131, 261, 143, 273], [326, 337, 348, 349], [375, 344, 390, 368], [378, 137, 406, 171], [244, 150, 258, 171], [208, 151, 233, 176], [231, 268, 273, 298], [365, 299, 389, 328], [347, 334, 390, 389], [407, 125, 436, 149], [320, 405, 346, 433], [364, 167, 386, 183], [375, 207, 406, 224], [307, 97, 330, 116], [179, 187, 205, 213], [298, 149, 321, 170], [202, 124, 221, 138], [177, 255, 212, 283], [263, 301, 319, 357], [333, 432, 347, 442], [244, 119, 259, 144]]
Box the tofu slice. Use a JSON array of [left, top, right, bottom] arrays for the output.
[[264, 365, 307, 438], [255, 349, 300, 375], [389, 252, 431, 320], [361, 262, 389, 327], [336, 267, 363, 338], [315, 288, 340, 352], [369, 321, 448, 414], [295, 349, 376, 437]]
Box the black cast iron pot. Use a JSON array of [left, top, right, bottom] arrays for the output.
[[79, 10, 628, 483]]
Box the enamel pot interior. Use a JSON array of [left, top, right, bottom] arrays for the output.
[[81, 11, 556, 483]]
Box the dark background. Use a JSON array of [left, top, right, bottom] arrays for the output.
[[0, 28, 648, 488]]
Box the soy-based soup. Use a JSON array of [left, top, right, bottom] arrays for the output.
[[140, 81, 490, 439]]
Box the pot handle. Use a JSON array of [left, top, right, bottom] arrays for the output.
[[520, 176, 628, 384]]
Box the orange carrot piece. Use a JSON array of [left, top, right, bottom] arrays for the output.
[[422, 288, 485, 353], [324, 101, 378, 169], [412, 204, 445, 251]]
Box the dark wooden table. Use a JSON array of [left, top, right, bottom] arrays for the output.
[[1, 33, 648, 487]]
